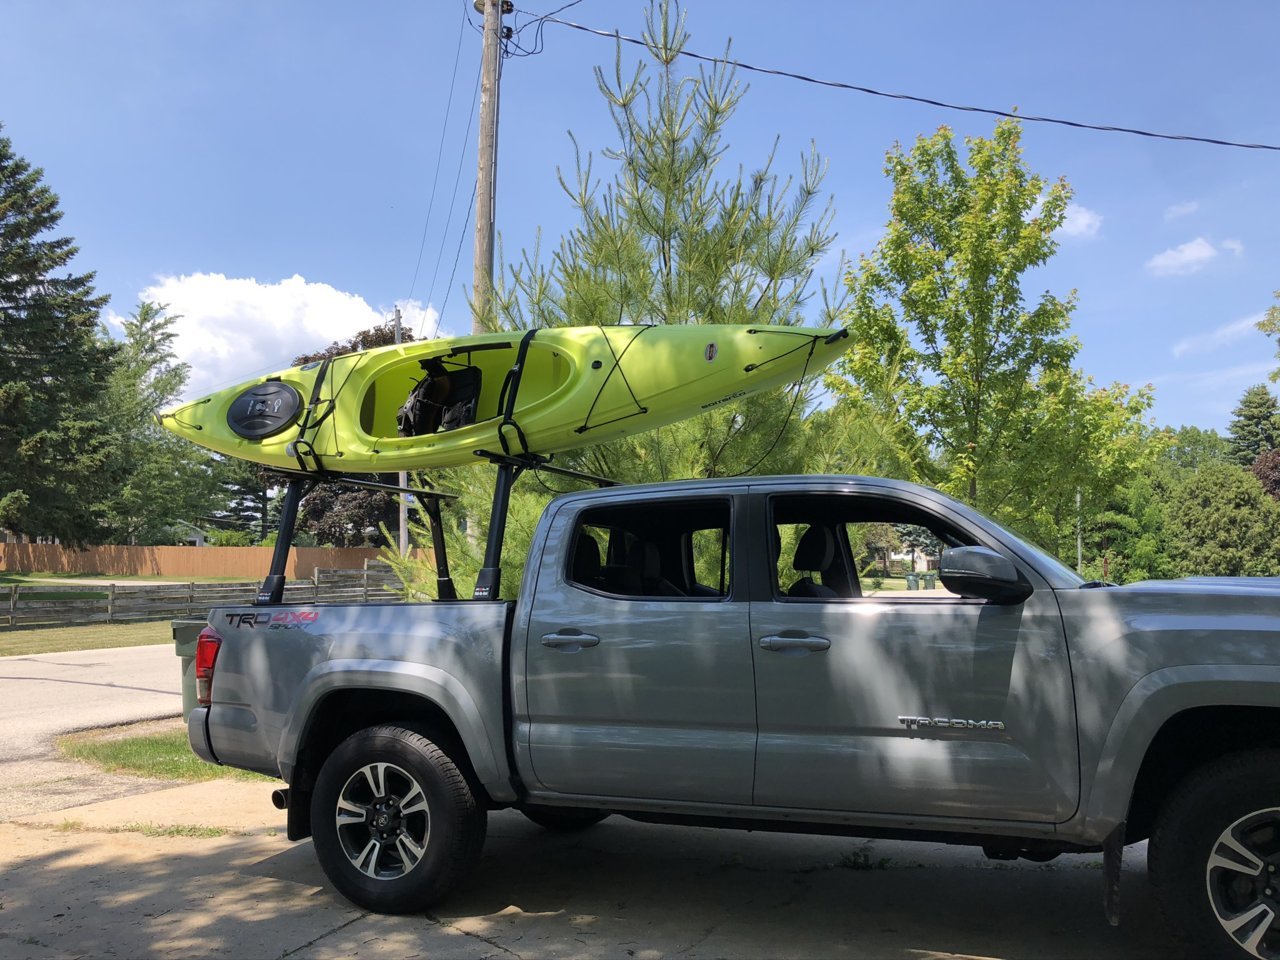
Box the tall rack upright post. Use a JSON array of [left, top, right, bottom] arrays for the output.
[[256, 477, 307, 605]]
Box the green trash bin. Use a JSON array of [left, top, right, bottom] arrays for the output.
[[905, 573, 919, 591], [173, 619, 205, 721], [922, 572, 938, 590]]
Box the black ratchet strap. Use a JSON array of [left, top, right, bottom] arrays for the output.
[[287, 356, 333, 471], [495, 329, 537, 457]]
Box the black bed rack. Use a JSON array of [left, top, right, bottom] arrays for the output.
[[256, 454, 615, 607]]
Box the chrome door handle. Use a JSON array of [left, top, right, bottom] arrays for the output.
[[540, 632, 601, 650], [758, 634, 831, 653]]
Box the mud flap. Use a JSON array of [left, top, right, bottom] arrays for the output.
[[1103, 822, 1124, 926]]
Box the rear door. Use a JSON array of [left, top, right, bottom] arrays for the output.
[[520, 491, 756, 804]]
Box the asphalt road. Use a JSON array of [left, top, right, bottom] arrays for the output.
[[0, 643, 182, 814], [0, 644, 1187, 958]]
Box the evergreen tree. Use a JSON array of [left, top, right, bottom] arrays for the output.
[[208, 457, 272, 542], [1164, 463, 1280, 577], [97, 302, 221, 544], [1226, 384, 1280, 466], [389, 0, 897, 598], [0, 125, 119, 544]]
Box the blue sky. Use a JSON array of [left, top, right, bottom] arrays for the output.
[[2, 0, 1277, 430]]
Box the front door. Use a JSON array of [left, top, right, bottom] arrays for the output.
[[522, 493, 756, 804], [748, 485, 1079, 823]]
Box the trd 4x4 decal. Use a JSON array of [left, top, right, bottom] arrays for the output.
[[224, 611, 320, 630]]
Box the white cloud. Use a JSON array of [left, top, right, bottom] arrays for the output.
[[1221, 238, 1245, 256], [1060, 203, 1102, 239], [114, 273, 452, 400], [1144, 237, 1218, 276], [1170, 312, 1264, 358], [1164, 200, 1199, 221]]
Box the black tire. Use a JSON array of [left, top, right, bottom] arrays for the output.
[[310, 725, 487, 914], [520, 804, 610, 832], [1149, 749, 1280, 960]]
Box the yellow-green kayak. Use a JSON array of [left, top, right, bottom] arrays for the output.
[[157, 324, 850, 473]]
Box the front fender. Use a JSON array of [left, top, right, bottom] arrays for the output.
[[277, 658, 514, 801], [1082, 664, 1280, 840]]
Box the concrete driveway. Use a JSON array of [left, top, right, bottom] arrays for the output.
[[0, 645, 1186, 959]]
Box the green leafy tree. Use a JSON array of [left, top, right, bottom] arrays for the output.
[[1164, 425, 1230, 469], [96, 302, 221, 544], [1164, 463, 1280, 577], [834, 118, 1155, 553], [0, 125, 119, 545], [1260, 290, 1280, 384], [391, 1, 892, 597], [1226, 384, 1280, 466], [1083, 463, 1176, 584]]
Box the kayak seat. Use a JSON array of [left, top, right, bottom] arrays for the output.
[[397, 361, 483, 437]]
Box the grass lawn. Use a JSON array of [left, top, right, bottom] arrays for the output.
[[57, 721, 274, 783], [0, 620, 176, 656]]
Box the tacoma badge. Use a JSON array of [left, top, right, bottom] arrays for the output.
[[899, 716, 1006, 731]]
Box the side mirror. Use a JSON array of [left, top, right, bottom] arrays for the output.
[[940, 546, 1032, 605]]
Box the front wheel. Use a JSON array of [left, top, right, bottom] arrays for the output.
[[310, 725, 487, 914], [1149, 749, 1280, 959]]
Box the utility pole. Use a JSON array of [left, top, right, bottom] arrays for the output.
[[394, 307, 409, 555], [472, 0, 508, 333], [1076, 487, 1083, 573]]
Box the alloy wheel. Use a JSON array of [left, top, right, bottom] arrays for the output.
[[334, 761, 432, 881], [1205, 806, 1280, 959]]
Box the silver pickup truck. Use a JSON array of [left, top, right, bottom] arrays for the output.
[[188, 474, 1280, 959]]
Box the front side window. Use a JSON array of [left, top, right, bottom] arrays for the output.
[[566, 499, 732, 600], [771, 494, 974, 601]]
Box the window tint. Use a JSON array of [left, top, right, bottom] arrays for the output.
[[566, 499, 732, 600]]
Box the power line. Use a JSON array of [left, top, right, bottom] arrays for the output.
[[535, 13, 1280, 153], [421, 60, 483, 336], [408, 2, 469, 301], [504, 0, 584, 58], [438, 182, 479, 337]]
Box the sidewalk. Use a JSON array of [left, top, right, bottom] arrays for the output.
[[1, 777, 1181, 960]]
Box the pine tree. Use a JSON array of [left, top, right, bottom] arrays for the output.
[[1226, 384, 1280, 466], [97, 302, 221, 544], [388, 0, 875, 598], [0, 125, 119, 545]]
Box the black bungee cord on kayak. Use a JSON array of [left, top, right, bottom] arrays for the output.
[[573, 325, 652, 436], [724, 333, 821, 479]]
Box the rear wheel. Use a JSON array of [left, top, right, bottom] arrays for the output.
[[1149, 749, 1280, 959], [520, 804, 610, 832], [311, 725, 486, 913]]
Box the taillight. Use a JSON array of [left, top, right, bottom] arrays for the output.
[[195, 626, 222, 707]]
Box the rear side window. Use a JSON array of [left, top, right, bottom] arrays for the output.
[[566, 499, 732, 600]]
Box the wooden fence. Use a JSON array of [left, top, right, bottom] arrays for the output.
[[0, 543, 389, 579], [1, 564, 405, 630]]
